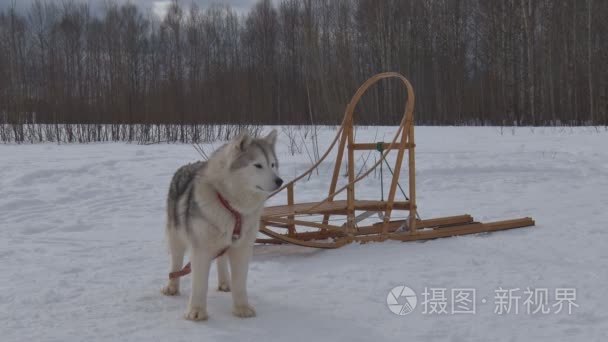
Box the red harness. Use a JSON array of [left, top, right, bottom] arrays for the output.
[[168, 192, 242, 280]]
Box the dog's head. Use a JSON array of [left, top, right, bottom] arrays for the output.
[[221, 129, 283, 196]]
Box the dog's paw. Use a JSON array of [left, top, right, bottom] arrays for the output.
[[161, 284, 179, 296], [217, 283, 231, 292], [233, 304, 256, 318], [185, 306, 208, 321]]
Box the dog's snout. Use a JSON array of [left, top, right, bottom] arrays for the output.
[[275, 177, 283, 187]]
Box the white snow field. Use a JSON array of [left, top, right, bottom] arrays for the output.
[[1, 126, 607, 342]]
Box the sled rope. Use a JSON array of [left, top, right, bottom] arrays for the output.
[[168, 192, 242, 280]]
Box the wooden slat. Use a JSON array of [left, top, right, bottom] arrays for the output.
[[259, 227, 349, 249], [475, 217, 535, 231], [262, 200, 411, 218], [360, 214, 474, 234], [258, 215, 474, 242], [262, 217, 343, 232], [323, 124, 349, 226], [256, 216, 534, 246], [386, 217, 535, 242], [408, 122, 417, 232], [262, 214, 472, 231], [416, 215, 474, 228], [351, 142, 415, 150], [257, 229, 344, 242], [351, 214, 475, 236]]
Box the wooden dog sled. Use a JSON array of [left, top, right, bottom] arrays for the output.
[[257, 72, 535, 248]]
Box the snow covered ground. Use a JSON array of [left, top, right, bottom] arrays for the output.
[[1, 126, 607, 342]]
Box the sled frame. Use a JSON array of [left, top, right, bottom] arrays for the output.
[[257, 72, 535, 249]]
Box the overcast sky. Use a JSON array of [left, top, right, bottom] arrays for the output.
[[0, 0, 258, 17]]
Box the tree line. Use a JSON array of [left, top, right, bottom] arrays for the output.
[[1, 0, 607, 142]]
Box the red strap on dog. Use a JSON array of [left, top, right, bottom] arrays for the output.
[[168, 192, 242, 280], [216, 191, 242, 240], [169, 263, 191, 279]]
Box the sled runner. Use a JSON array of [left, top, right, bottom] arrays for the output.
[[257, 72, 534, 248]]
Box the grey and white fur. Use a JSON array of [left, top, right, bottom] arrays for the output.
[[161, 130, 282, 321]]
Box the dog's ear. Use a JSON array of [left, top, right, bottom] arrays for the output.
[[264, 129, 278, 146], [234, 131, 252, 152]]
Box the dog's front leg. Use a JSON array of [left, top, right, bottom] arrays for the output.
[[228, 244, 255, 318], [217, 255, 231, 292], [185, 248, 212, 321]]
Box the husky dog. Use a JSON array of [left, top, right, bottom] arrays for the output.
[[161, 130, 282, 321]]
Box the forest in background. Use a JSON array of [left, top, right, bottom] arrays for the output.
[[1, 0, 607, 142]]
